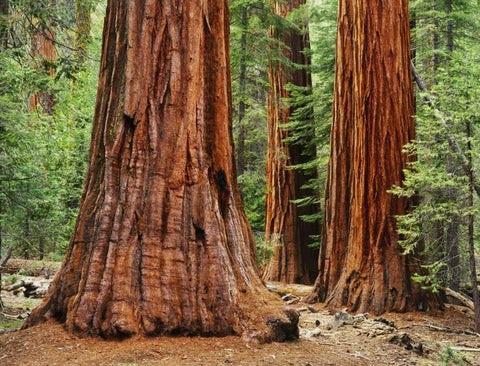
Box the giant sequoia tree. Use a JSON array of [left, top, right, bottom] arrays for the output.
[[263, 0, 319, 284], [311, 0, 440, 314], [23, 0, 298, 340]]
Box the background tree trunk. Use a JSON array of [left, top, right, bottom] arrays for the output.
[[23, 0, 298, 340], [263, 0, 319, 284], [235, 6, 247, 177], [73, 0, 91, 72], [0, 0, 7, 308], [312, 0, 441, 314], [466, 121, 480, 332], [443, 0, 461, 292], [0, 0, 8, 48], [29, 9, 56, 115]]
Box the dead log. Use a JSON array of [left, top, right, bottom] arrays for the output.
[[23, 280, 49, 298], [450, 346, 480, 352], [6, 279, 50, 298], [6, 281, 25, 292], [426, 323, 480, 337], [0, 328, 19, 335], [440, 286, 474, 311], [266, 282, 315, 297]]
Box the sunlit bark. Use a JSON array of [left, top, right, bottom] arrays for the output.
[[23, 0, 298, 340], [29, 14, 56, 114], [312, 0, 441, 314]]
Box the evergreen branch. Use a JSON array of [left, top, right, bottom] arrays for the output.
[[0, 174, 40, 182], [411, 61, 480, 198], [24, 14, 98, 62]]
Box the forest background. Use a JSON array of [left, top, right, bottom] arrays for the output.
[[0, 0, 479, 298]]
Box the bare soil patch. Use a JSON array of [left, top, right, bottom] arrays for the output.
[[1, 304, 479, 365], [1, 262, 480, 365]]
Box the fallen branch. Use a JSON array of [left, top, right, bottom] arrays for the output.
[[339, 351, 371, 361], [0, 328, 19, 335], [1, 312, 21, 319], [440, 286, 474, 311], [426, 324, 480, 337], [450, 346, 480, 352], [6, 281, 25, 292], [6, 279, 50, 298]]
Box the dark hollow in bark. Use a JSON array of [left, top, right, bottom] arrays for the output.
[[23, 0, 298, 341]]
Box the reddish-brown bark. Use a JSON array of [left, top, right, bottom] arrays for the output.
[[29, 20, 56, 114], [263, 0, 319, 285], [23, 0, 298, 340], [312, 0, 441, 314]]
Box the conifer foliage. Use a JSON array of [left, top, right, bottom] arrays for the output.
[[0, 0, 478, 330]]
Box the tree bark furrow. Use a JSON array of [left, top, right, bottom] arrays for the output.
[[312, 0, 440, 314], [263, 0, 318, 284], [24, 0, 298, 341]]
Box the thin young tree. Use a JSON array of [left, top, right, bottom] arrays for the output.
[[311, 0, 441, 314], [466, 121, 480, 332], [263, 0, 319, 284], [73, 0, 91, 72], [0, 0, 8, 308], [234, 4, 248, 177], [0, 0, 7, 48], [23, 0, 298, 340]]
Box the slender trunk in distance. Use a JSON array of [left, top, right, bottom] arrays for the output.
[[73, 0, 91, 72], [236, 5, 248, 177], [29, 9, 57, 114], [466, 121, 480, 332], [263, 0, 319, 284]]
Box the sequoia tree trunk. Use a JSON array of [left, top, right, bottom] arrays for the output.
[[23, 0, 298, 341], [263, 0, 319, 284], [312, 0, 441, 314], [29, 13, 56, 114]]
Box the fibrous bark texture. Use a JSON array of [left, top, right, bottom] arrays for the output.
[[263, 0, 319, 285], [23, 0, 298, 340], [29, 19, 56, 114], [312, 0, 441, 314]]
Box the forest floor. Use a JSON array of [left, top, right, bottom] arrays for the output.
[[1, 260, 480, 366]]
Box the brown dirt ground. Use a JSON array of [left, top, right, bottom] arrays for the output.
[[1, 261, 480, 365], [1, 303, 479, 365]]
